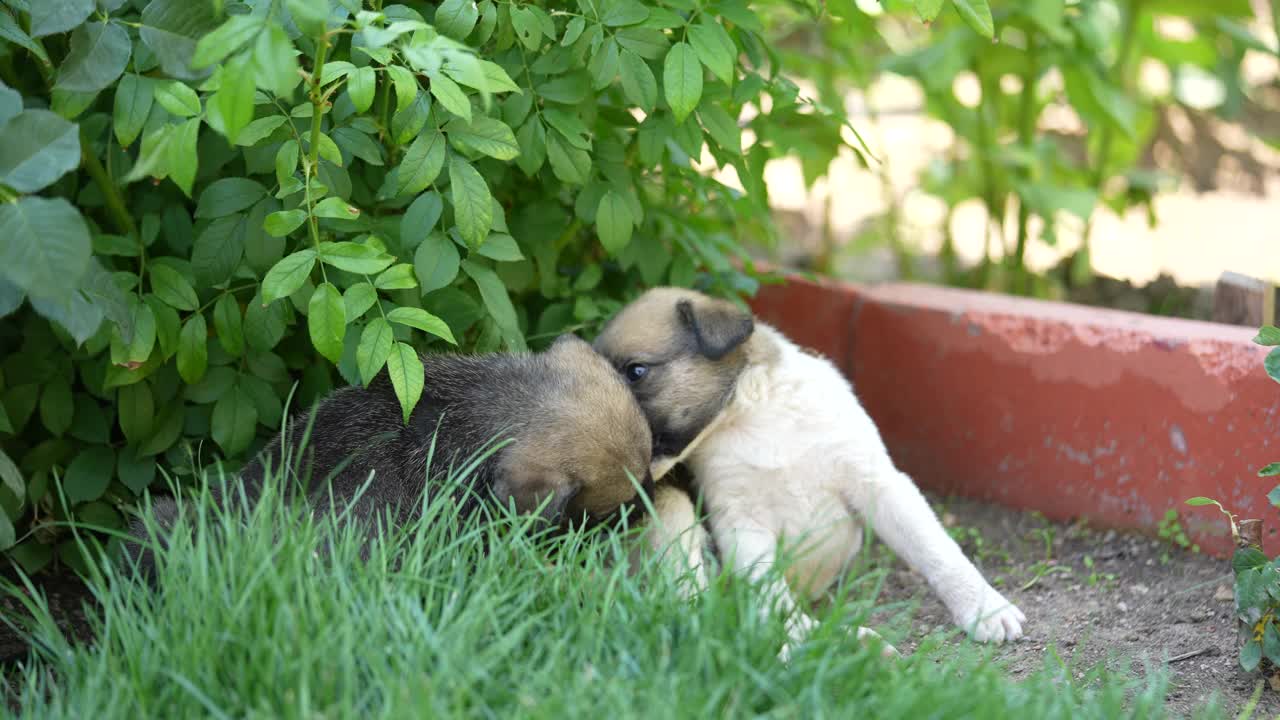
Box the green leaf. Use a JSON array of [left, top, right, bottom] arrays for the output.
[[590, 37, 620, 90], [478, 61, 521, 94], [209, 53, 256, 142], [262, 249, 317, 304], [387, 65, 419, 108], [30, 0, 94, 38], [235, 116, 288, 147], [166, 117, 201, 196], [319, 241, 395, 274], [0, 448, 22, 506], [617, 27, 669, 59], [385, 341, 424, 423], [562, 17, 586, 46], [515, 118, 547, 176], [403, 191, 444, 250], [1260, 463, 1280, 478], [150, 265, 199, 311], [0, 109, 80, 193], [193, 175, 263, 215], [211, 385, 258, 456], [177, 314, 209, 384], [117, 382, 153, 444], [62, 446, 115, 505], [509, 6, 544, 51], [546, 132, 590, 185], [313, 197, 361, 220], [0, 513, 11, 552], [602, 0, 649, 26], [1234, 547, 1269, 573], [414, 231, 461, 295], [396, 128, 447, 197], [155, 80, 202, 118], [264, 209, 309, 237], [687, 20, 735, 85], [1241, 637, 1263, 672], [253, 24, 301, 98], [113, 74, 155, 147], [357, 318, 394, 385], [343, 282, 378, 319], [463, 260, 524, 350], [348, 66, 377, 113], [287, 0, 330, 36], [213, 294, 245, 357], [541, 108, 590, 150], [55, 22, 131, 93], [596, 191, 634, 255], [1266, 347, 1280, 385], [117, 446, 157, 494], [449, 156, 493, 249], [700, 104, 741, 154], [916, 0, 945, 21], [0, 11, 50, 66], [39, 379, 73, 437], [476, 233, 523, 262], [1269, 483, 1280, 505], [387, 306, 456, 344], [193, 14, 261, 68], [191, 213, 245, 286], [374, 264, 418, 290], [1184, 496, 1222, 507], [244, 289, 288, 351], [141, 0, 221, 79], [619, 49, 657, 113], [308, 282, 346, 363], [663, 43, 702, 123], [445, 116, 520, 160], [112, 299, 157, 367], [1254, 326, 1280, 346], [0, 196, 91, 296], [430, 73, 472, 123], [145, 295, 180, 359], [952, 0, 995, 39], [436, 0, 479, 39]]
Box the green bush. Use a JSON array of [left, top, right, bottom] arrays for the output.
[[763, 0, 1279, 295], [0, 0, 867, 572]]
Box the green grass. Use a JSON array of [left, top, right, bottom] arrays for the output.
[[0, 460, 1221, 719]]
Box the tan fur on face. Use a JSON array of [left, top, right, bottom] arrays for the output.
[[592, 287, 756, 467], [495, 334, 653, 518]]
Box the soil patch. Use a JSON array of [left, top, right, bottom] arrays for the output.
[[871, 494, 1266, 717]]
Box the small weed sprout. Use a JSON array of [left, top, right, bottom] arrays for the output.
[[1156, 509, 1200, 564]]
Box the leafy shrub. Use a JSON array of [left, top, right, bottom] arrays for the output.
[[1185, 324, 1280, 673], [763, 0, 1279, 294], [0, 0, 865, 572]]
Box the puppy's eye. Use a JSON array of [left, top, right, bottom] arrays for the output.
[[623, 363, 648, 383]]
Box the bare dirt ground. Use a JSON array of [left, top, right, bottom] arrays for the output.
[[871, 494, 1270, 718]]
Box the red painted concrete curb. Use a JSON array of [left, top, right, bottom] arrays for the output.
[[749, 276, 1280, 560]]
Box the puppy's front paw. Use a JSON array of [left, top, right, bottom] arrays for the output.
[[954, 585, 1025, 644], [855, 626, 901, 659]]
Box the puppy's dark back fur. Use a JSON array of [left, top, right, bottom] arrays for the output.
[[124, 338, 652, 578]]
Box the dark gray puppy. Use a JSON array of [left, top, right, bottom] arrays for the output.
[[124, 334, 654, 577]]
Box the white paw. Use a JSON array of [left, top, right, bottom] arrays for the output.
[[776, 612, 818, 663], [855, 626, 901, 659], [954, 585, 1026, 644]]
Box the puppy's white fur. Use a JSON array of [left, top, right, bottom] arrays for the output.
[[650, 323, 1025, 657]]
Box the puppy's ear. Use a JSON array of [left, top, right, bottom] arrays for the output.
[[677, 297, 754, 360], [492, 469, 581, 524], [549, 332, 590, 353]]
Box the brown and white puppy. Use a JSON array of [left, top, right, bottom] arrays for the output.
[[594, 287, 1025, 659], [125, 334, 654, 577]]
